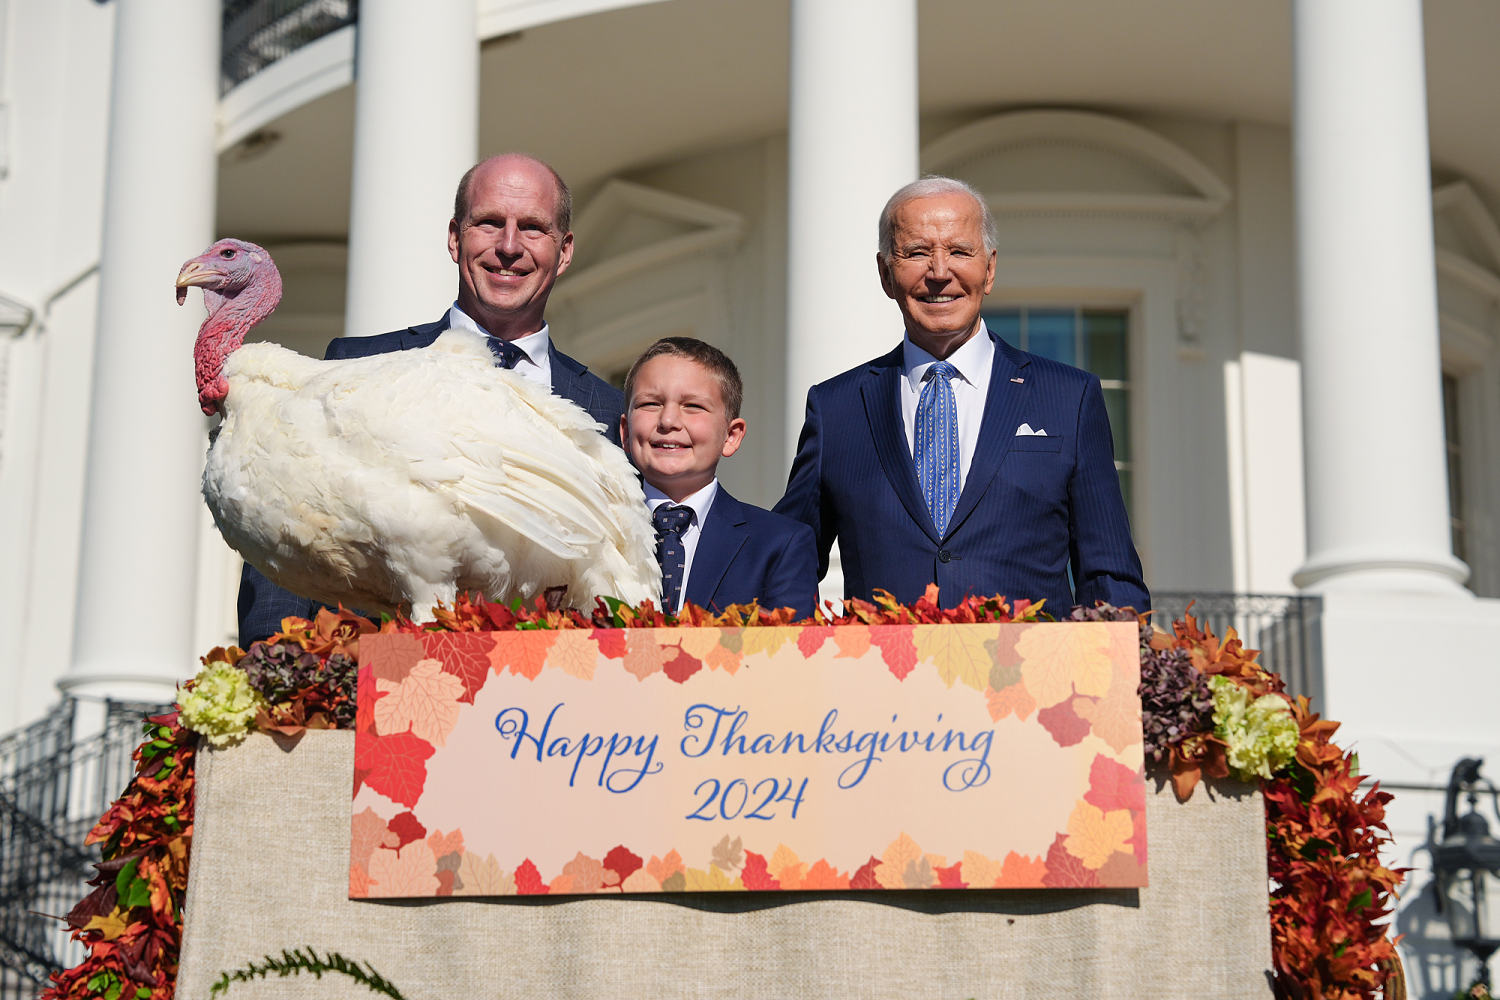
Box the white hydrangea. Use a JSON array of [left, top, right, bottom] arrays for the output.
[[178, 660, 266, 748]]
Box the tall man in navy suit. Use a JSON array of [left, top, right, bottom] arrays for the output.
[[621, 338, 817, 620], [237, 154, 625, 644], [774, 177, 1149, 614]]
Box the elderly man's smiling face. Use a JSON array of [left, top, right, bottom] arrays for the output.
[[449, 155, 573, 341], [877, 191, 997, 359]]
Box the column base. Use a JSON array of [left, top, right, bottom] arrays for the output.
[[1292, 544, 1470, 595]]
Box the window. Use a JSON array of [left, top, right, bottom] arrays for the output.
[[1442, 372, 1466, 565], [985, 308, 1133, 514]]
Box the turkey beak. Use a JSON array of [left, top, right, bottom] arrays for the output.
[[175, 261, 218, 305]]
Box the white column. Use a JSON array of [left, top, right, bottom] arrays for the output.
[[784, 0, 918, 453], [343, 0, 478, 337], [1291, 0, 1468, 595], [63, 0, 220, 702]]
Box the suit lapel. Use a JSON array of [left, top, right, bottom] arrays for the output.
[[402, 315, 449, 350], [861, 346, 941, 545], [686, 490, 748, 609], [947, 333, 1030, 536]]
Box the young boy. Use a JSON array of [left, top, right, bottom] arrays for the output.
[[621, 337, 818, 620]]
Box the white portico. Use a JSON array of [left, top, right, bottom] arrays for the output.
[[5, 1, 1500, 991]]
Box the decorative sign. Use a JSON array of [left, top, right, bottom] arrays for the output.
[[349, 622, 1145, 897]]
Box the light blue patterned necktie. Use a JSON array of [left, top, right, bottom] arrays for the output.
[[915, 360, 961, 535]]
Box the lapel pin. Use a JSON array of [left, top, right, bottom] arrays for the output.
[[1010, 377, 1025, 384]]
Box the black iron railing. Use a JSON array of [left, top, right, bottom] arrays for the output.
[[1152, 591, 1323, 705], [0, 701, 168, 1000], [221, 0, 358, 95]]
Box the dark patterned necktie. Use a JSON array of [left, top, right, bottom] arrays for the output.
[[915, 360, 961, 535], [486, 337, 527, 369], [653, 504, 694, 612]]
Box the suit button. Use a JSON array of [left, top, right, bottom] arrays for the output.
[[937, 549, 952, 563]]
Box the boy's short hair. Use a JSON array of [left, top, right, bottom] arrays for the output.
[[623, 337, 744, 419]]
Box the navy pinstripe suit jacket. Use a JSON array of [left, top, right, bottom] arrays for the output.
[[773, 329, 1149, 614], [235, 316, 625, 647]]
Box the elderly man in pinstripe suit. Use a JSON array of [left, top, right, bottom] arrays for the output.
[[774, 177, 1149, 614]]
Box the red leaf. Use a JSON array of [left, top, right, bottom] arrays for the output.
[[365, 633, 425, 683], [849, 855, 883, 890], [741, 851, 780, 890], [386, 811, 426, 849], [432, 632, 495, 704], [1041, 833, 1102, 888], [662, 649, 703, 684], [435, 869, 456, 896], [602, 845, 642, 884], [1037, 698, 1090, 747], [1083, 754, 1146, 814], [357, 730, 435, 808], [592, 629, 628, 660], [871, 627, 917, 680], [355, 666, 381, 736], [1130, 807, 1148, 865], [796, 626, 833, 658], [515, 859, 549, 895], [934, 861, 967, 888]]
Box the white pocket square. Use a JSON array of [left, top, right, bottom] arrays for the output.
[[1015, 423, 1047, 436]]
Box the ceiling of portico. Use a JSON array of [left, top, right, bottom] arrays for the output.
[[216, 0, 1500, 240]]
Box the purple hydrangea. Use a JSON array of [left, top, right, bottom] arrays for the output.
[[1068, 604, 1215, 764]]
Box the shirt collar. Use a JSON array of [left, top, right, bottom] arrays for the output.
[[446, 303, 551, 365], [643, 478, 719, 526], [902, 321, 993, 392]]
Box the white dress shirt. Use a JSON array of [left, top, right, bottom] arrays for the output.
[[899, 322, 995, 487], [445, 302, 553, 390], [644, 478, 720, 613]]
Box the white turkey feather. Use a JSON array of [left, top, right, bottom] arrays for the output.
[[199, 319, 658, 620]]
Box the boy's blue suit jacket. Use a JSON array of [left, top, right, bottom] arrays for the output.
[[773, 330, 1149, 614], [683, 489, 818, 621], [236, 316, 624, 646]]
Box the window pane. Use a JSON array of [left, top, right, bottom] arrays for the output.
[[1082, 310, 1128, 382], [1026, 309, 1076, 365], [986, 310, 1021, 344], [1103, 386, 1130, 462]]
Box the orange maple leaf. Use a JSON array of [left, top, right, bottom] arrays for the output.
[[997, 850, 1048, 887], [496, 631, 557, 679], [986, 682, 1037, 722]]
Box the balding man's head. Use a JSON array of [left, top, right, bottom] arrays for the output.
[[453, 154, 572, 235], [447, 154, 576, 341]]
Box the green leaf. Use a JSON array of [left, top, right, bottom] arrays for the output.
[[114, 858, 140, 897], [1347, 888, 1373, 913], [1298, 837, 1333, 860]]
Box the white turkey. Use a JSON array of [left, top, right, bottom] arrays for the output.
[[175, 237, 659, 619]]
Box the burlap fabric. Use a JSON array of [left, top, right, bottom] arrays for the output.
[[176, 732, 1272, 999]]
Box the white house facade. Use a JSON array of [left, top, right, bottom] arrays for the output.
[[3, 0, 1500, 994]]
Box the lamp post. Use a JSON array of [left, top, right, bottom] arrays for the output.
[[1434, 758, 1500, 991]]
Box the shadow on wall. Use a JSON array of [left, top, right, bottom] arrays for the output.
[[1397, 826, 1472, 999]]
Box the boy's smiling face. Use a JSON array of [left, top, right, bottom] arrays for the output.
[[622, 354, 746, 502]]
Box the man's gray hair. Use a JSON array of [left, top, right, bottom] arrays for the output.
[[877, 176, 998, 260]]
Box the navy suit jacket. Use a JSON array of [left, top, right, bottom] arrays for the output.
[[236, 316, 625, 646], [773, 329, 1149, 614], [682, 489, 818, 620]]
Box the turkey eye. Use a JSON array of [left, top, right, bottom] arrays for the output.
[[219, 249, 235, 259]]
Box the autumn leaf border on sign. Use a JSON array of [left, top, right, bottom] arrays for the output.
[[44, 596, 1405, 1000]]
